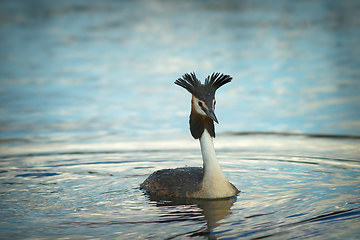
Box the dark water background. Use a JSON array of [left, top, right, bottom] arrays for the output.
[[1, 0, 360, 239]]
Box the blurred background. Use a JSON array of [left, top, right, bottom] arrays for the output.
[[1, 0, 360, 151]]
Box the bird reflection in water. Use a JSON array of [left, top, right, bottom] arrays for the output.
[[147, 194, 237, 238]]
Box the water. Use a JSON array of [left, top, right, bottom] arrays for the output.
[[1, 137, 360, 239], [1, 0, 360, 239]]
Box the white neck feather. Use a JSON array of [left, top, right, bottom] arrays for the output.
[[199, 129, 223, 178], [192, 129, 237, 198]]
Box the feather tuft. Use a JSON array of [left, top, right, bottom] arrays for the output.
[[175, 72, 232, 98]]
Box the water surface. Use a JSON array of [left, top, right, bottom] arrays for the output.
[[1, 136, 360, 239]]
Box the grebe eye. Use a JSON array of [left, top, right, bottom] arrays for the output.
[[198, 101, 202, 107], [214, 100, 216, 105]]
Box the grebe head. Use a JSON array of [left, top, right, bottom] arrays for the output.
[[175, 72, 232, 123]]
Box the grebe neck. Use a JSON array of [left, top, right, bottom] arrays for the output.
[[199, 129, 223, 179], [190, 129, 237, 198]]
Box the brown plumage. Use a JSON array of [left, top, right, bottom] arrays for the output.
[[140, 167, 203, 198], [190, 99, 215, 139]]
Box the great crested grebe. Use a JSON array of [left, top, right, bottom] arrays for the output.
[[140, 72, 239, 199]]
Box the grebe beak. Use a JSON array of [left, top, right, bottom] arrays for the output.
[[205, 108, 218, 124]]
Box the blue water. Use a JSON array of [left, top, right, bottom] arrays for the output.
[[1, 0, 360, 239]]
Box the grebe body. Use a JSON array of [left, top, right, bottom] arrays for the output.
[[140, 72, 239, 199]]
